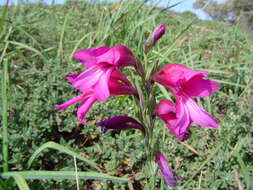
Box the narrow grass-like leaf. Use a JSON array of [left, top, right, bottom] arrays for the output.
[[14, 26, 43, 50], [27, 141, 101, 171], [57, 9, 72, 58], [214, 79, 246, 88], [7, 41, 47, 62], [0, 27, 12, 64], [0, 171, 129, 183], [235, 151, 250, 190], [12, 174, 31, 190], [0, 0, 9, 38], [160, 177, 166, 190], [2, 59, 9, 172], [73, 155, 80, 190]]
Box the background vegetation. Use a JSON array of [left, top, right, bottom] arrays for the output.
[[0, 0, 253, 189], [193, 0, 253, 33]]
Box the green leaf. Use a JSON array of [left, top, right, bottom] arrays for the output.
[[12, 174, 31, 190], [7, 41, 47, 62], [57, 9, 72, 58], [235, 151, 251, 190], [27, 141, 101, 171], [0, 171, 129, 183]]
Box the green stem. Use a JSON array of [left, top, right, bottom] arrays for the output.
[[2, 59, 9, 172]]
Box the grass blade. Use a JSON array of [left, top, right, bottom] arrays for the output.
[[0, 0, 9, 38], [73, 155, 80, 190], [2, 59, 9, 172], [7, 40, 47, 62], [57, 8, 72, 58], [27, 141, 101, 171], [235, 151, 250, 190], [12, 174, 31, 190], [0, 171, 129, 183]]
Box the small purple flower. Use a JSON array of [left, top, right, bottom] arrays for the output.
[[152, 24, 166, 45], [144, 24, 166, 53], [155, 152, 181, 187], [96, 115, 145, 133]]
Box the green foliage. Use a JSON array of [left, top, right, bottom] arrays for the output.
[[27, 141, 101, 171], [0, 0, 253, 189]]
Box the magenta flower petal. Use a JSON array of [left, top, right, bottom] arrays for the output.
[[155, 152, 181, 187], [152, 24, 166, 45], [156, 99, 176, 115], [55, 94, 86, 110], [93, 68, 114, 101], [65, 73, 79, 84], [182, 75, 220, 97], [153, 64, 208, 88], [72, 45, 137, 100], [57, 70, 137, 124], [96, 115, 144, 133], [109, 70, 137, 96], [56, 89, 98, 124], [71, 66, 104, 92], [74, 46, 110, 67], [182, 95, 219, 128], [174, 98, 191, 141], [156, 99, 190, 141], [77, 96, 97, 124], [75, 45, 136, 68], [153, 63, 220, 137], [96, 45, 137, 67], [58, 45, 138, 124]]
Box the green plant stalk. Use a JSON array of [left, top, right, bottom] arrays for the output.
[[2, 59, 9, 172], [135, 60, 158, 177]]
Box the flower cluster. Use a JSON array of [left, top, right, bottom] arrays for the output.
[[56, 45, 137, 124], [57, 24, 220, 187], [154, 64, 220, 141]]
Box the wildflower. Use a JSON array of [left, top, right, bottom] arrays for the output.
[[72, 45, 137, 101], [156, 99, 190, 141], [153, 64, 219, 133], [144, 24, 166, 53], [96, 115, 144, 133], [56, 70, 137, 124], [152, 24, 166, 45], [155, 152, 181, 187]]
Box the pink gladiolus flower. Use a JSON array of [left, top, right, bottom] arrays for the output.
[[152, 24, 166, 45], [96, 115, 144, 133], [72, 45, 137, 102], [155, 152, 181, 187], [154, 64, 220, 135], [56, 70, 137, 124], [156, 99, 190, 141]]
